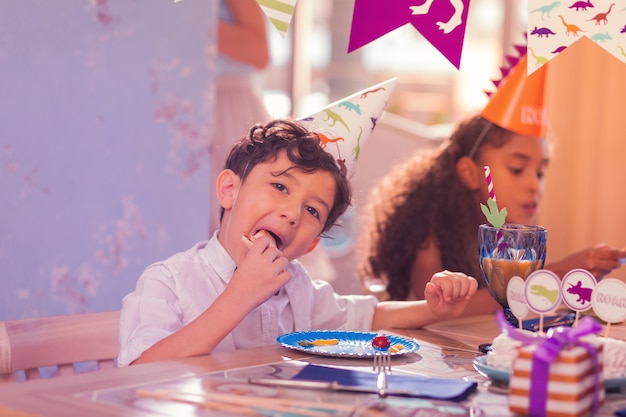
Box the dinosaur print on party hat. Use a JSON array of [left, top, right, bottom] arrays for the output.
[[298, 78, 397, 178]]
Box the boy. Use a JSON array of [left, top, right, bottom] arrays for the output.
[[118, 119, 478, 366]]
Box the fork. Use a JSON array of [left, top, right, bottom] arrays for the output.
[[372, 349, 391, 397]]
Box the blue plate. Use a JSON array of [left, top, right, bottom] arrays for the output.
[[472, 355, 510, 383], [473, 355, 626, 390], [276, 330, 419, 358]]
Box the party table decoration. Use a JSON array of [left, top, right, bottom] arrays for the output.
[[562, 269, 597, 326], [507, 276, 529, 327], [524, 269, 562, 332], [591, 278, 626, 337]]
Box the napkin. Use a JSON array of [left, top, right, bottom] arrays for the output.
[[293, 364, 477, 402]]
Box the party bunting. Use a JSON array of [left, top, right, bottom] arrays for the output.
[[527, 0, 626, 74], [256, 0, 297, 38], [348, 0, 471, 69]]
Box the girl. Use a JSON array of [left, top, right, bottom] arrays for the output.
[[357, 114, 625, 314]]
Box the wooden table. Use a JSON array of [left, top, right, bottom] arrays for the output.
[[0, 314, 624, 417]]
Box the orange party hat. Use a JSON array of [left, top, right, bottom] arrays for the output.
[[481, 53, 548, 138]]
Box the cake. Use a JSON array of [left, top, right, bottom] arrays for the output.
[[487, 331, 626, 379], [597, 336, 626, 378]]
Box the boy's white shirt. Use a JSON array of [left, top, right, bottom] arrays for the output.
[[118, 231, 378, 366]]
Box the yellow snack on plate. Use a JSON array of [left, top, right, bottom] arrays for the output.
[[389, 343, 404, 353], [298, 339, 339, 347]]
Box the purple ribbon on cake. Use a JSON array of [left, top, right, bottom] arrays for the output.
[[496, 310, 603, 416]]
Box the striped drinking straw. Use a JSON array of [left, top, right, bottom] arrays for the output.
[[483, 166, 505, 244], [484, 166, 496, 202]]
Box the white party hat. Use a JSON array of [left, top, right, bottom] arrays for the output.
[[298, 78, 397, 178]]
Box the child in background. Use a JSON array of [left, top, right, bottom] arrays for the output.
[[118, 119, 479, 366], [357, 54, 626, 313], [209, 0, 271, 233]]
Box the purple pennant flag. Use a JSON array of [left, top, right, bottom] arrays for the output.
[[348, 0, 471, 69]]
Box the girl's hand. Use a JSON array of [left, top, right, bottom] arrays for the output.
[[424, 270, 478, 319], [547, 244, 626, 280]]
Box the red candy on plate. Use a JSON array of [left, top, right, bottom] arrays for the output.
[[372, 334, 390, 349]]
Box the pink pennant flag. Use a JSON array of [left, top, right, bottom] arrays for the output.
[[348, 0, 471, 69]]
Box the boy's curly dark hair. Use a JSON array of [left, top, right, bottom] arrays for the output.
[[222, 119, 352, 234], [356, 114, 513, 301]]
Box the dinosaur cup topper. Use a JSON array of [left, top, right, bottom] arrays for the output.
[[298, 78, 397, 178], [481, 53, 548, 138]]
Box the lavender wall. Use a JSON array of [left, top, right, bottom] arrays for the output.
[[0, 1, 218, 319]]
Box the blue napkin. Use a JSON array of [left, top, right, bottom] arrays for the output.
[[293, 364, 477, 402]]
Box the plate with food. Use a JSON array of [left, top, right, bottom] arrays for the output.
[[276, 330, 419, 358], [473, 355, 626, 390]]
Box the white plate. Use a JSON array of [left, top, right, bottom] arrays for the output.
[[473, 355, 626, 390], [276, 330, 419, 358]]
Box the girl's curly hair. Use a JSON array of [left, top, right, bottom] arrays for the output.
[[222, 119, 352, 234], [356, 114, 513, 300]]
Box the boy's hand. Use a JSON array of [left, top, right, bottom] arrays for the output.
[[227, 235, 291, 309], [424, 271, 478, 320]]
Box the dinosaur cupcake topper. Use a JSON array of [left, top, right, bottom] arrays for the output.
[[298, 78, 397, 178]]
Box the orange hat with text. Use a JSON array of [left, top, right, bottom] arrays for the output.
[[481, 53, 548, 138]]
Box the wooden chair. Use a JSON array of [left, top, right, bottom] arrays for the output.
[[0, 310, 120, 383]]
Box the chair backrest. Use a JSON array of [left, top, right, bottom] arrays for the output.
[[0, 310, 120, 383]]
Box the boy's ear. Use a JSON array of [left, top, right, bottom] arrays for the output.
[[456, 156, 482, 191], [305, 237, 321, 254], [216, 169, 240, 210]]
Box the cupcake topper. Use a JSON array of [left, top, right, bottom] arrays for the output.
[[506, 276, 528, 329], [298, 78, 397, 178], [561, 269, 597, 327], [591, 278, 626, 338], [524, 270, 562, 332]]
